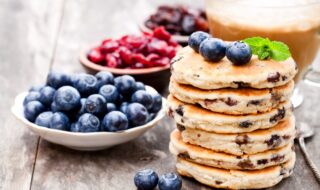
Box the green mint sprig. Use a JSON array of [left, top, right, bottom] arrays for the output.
[[243, 37, 291, 61]]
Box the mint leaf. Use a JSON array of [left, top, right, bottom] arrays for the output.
[[242, 37, 291, 61]]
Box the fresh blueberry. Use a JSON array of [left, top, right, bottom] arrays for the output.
[[29, 85, 44, 92], [125, 103, 149, 127], [77, 113, 100, 132], [119, 102, 129, 113], [23, 91, 41, 105], [102, 111, 129, 132], [114, 75, 136, 97], [135, 82, 146, 91], [24, 101, 45, 122], [226, 41, 252, 65], [50, 112, 70, 131], [99, 85, 119, 103], [51, 102, 59, 112], [54, 86, 81, 111], [131, 90, 154, 110], [199, 38, 227, 62], [85, 94, 107, 115], [35, 111, 53, 128], [95, 71, 114, 88], [134, 169, 159, 190], [39, 86, 56, 106], [158, 173, 182, 190], [70, 122, 80, 132], [106, 103, 117, 113], [46, 71, 71, 89], [73, 74, 98, 96], [70, 74, 80, 86], [149, 93, 162, 113], [188, 31, 211, 52]]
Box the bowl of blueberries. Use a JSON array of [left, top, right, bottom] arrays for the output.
[[11, 71, 166, 151]]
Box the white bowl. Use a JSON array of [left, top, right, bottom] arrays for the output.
[[11, 86, 166, 151]]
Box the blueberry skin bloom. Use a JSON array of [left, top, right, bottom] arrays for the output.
[[119, 102, 129, 113], [23, 91, 41, 105], [106, 103, 117, 113], [114, 75, 136, 97], [226, 41, 252, 65], [135, 82, 146, 91], [95, 71, 114, 88], [35, 111, 53, 128], [85, 94, 107, 115], [125, 103, 149, 127], [46, 71, 71, 89], [149, 93, 162, 113], [50, 112, 70, 131], [188, 31, 210, 53], [54, 86, 81, 111], [99, 85, 119, 103], [158, 173, 182, 190], [134, 169, 159, 190], [131, 90, 154, 110], [102, 111, 129, 132], [39, 86, 56, 106], [73, 74, 98, 96], [199, 38, 227, 62], [77, 113, 100, 132], [24, 101, 46, 122]]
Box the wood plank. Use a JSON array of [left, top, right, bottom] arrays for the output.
[[0, 0, 64, 189], [32, 0, 320, 189]]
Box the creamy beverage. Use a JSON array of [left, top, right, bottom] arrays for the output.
[[205, 0, 320, 82]]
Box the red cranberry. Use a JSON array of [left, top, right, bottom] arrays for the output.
[[118, 47, 133, 65], [146, 53, 161, 61], [101, 40, 119, 54], [154, 57, 170, 67], [147, 39, 168, 56], [132, 54, 152, 67], [131, 62, 145, 69], [105, 54, 118, 68], [153, 26, 171, 41], [166, 46, 177, 59], [87, 47, 104, 63]]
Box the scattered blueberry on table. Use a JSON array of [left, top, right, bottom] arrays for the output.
[[23, 71, 163, 132]]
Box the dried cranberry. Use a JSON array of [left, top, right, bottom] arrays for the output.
[[181, 15, 196, 35], [87, 47, 104, 63], [101, 40, 119, 54], [153, 26, 171, 41]]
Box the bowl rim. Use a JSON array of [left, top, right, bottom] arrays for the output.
[[12, 86, 167, 137], [80, 50, 171, 75]]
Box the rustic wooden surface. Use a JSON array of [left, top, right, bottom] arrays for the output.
[[1, 0, 320, 189]]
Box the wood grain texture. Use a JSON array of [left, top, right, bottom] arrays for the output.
[[0, 0, 64, 189], [18, 0, 320, 189]]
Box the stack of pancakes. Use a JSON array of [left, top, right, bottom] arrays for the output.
[[167, 47, 298, 189]]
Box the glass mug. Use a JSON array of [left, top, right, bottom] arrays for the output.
[[205, 0, 320, 107]]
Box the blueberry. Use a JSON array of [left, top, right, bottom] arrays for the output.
[[77, 98, 87, 116], [149, 93, 162, 113], [29, 85, 44, 92], [23, 91, 41, 105], [119, 102, 129, 113], [51, 102, 59, 112], [134, 169, 159, 190], [70, 74, 80, 86], [70, 122, 80, 132], [106, 103, 117, 113], [135, 82, 146, 91], [35, 111, 53, 128], [99, 85, 119, 103], [50, 112, 70, 131], [188, 31, 211, 52], [39, 86, 56, 106], [199, 38, 226, 62], [125, 103, 149, 127], [73, 74, 98, 96], [131, 90, 154, 110], [158, 173, 182, 190], [54, 86, 81, 111], [77, 113, 100, 132], [226, 41, 252, 65], [95, 71, 114, 88], [114, 75, 136, 97], [85, 94, 106, 115], [46, 71, 71, 89], [102, 111, 129, 132], [24, 101, 45, 122]]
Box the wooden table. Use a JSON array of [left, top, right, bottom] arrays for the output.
[[1, 0, 319, 189]]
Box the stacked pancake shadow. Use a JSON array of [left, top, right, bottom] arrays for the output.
[[167, 47, 297, 189]]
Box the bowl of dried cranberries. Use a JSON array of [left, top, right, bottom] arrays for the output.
[[80, 27, 180, 92]]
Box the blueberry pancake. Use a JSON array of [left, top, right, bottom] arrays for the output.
[[170, 130, 294, 170], [169, 79, 294, 115], [167, 95, 293, 133], [171, 47, 297, 90], [176, 153, 296, 189]]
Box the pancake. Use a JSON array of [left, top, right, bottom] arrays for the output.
[[167, 95, 293, 133], [171, 46, 297, 90], [170, 130, 294, 170], [179, 116, 295, 155], [169, 79, 294, 115], [176, 153, 295, 189]]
